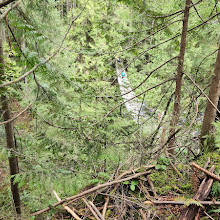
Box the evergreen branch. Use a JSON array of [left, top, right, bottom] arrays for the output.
[[115, 56, 178, 97], [0, 102, 33, 126], [0, 0, 89, 88], [88, 78, 174, 128], [184, 71, 220, 115]]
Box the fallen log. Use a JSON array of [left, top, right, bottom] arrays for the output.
[[31, 170, 151, 216], [178, 165, 215, 220]]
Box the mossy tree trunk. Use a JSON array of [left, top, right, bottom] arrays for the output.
[[168, 0, 191, 154], [200, 47, 220, 150], [0, 32, 21, 216]]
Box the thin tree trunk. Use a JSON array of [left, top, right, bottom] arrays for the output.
[[200, 47, 220, 149], [168, 0, 191, 154], [0, 35, 21, 216]]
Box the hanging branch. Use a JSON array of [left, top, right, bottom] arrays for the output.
[[0, 102, 33, 125], [0, 0, 21, 21], [0, 0, 16, 8], [0, 0, 89, 88]]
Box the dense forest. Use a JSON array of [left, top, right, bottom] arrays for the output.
[[0, 0, 220, 219]]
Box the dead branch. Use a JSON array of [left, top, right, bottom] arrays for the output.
[[191, 163, 220, 182], [0, 102, 33, 126], [0, 0, 20, 21], [147, 176, 157, 198], [0, 0, 15, 8], [139, 209, 147, 220], [138, 180, 151, 200], [88, 201, 105, 220], [53, 190, 82, 220], [102, 197, 109, 218], [179, 166, 215, 219], [144, 200, 220, 205], [31, 171, 151, 216], [82, 198, 100, 220]]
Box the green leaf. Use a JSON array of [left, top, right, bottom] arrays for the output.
[[161, 165, 167, 170], [131, 180, 139, 186], [130, 184, 135, 191], [209, 209, 220, 213], [155, 165, 161, 170], [123, 181, 129, 185]]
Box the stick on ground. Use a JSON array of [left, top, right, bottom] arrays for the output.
[[191, 163, 220, 182], [32, 171, 151, 216], [53, 190, 82, 220], [82, 198, 100, 220]]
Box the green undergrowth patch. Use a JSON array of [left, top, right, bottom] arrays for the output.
[[149, 168, 192, 195]]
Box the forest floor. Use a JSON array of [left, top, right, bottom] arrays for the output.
[[31, 158, 220, 220]]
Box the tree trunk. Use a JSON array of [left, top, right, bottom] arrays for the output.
[[0, 35, 21, 216], [168, 0, 191, 154], [200, 47, 220, 149]]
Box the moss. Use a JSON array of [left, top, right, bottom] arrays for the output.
[[180, 183, 191, 190], [196, 152, 220, 173]]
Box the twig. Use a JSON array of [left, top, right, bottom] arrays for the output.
[[147, 176, 157, 198], [88, 201, 105, 220], [165, 150, 183, 179], [31, 171, 151, 216], [53, 191, 82, 220], [82, 198, 100, 220], [139, 209, 147, 220], [204, 211, 215, 220], [138, 180, 151, 200], [191, 163, 220, 182], [102, 197, 109, 218], [0, 102, 33, 125], [0, 0, 16, 8], [0, 0, 20, 21]]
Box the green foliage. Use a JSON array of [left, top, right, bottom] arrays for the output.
[[211, 182, 220, 197], [123, 180, 139, 191], [1, 0, 220, 218]]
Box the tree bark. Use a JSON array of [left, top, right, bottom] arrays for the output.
[[178, 166, 215, 220], [201, 47, 220, 149], [0, 34, 21, 215], [168, 0, 191, 154]]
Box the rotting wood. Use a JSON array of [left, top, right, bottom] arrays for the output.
[[178, 165, 215, 220], [53, 190, 82, 220], [32, 171, 151, 216], [191, 163, 220, 182]]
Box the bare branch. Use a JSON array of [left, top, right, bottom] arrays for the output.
[[0, 102, 32, 125], [0, 0, 89, 88], [0, 0, 15, 8], [0, 0, 21, 21]]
